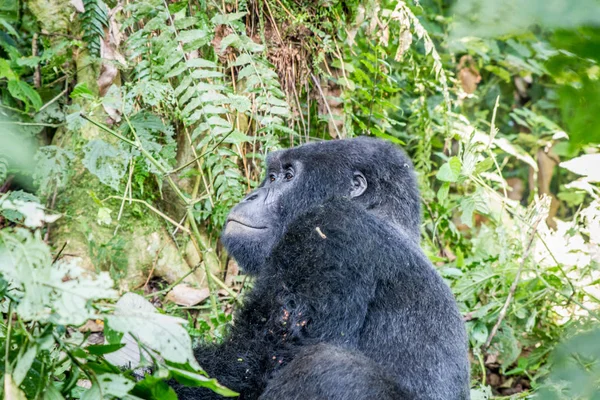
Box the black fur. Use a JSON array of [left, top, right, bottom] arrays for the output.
[[173, 138, 470, 399]]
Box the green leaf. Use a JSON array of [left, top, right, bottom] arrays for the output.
[[212, 11, 247, 25], [474, 158, 494, 175], [132, 375, 178, 400], [42, 384, 65, 400], [87, 343, 126, 355], [13, 345, 37, 386], [81, 374, 135, 400], [0, 59, 17, 80], [227, 94, 251, 112], [436, 157, 462, 182], [82, 139, 131, 191], [8, 80, 43, 110], [106, 293, 200, 367], [437, 182, 450, 202], [169, 366, 239, 397], [70, 82, 95, 99], [178, 29, 210, 44], [0, 231, 116, 325], [484, 65, 511, 82], [185, 58, 218, 69], [560, 154, 600, 181]]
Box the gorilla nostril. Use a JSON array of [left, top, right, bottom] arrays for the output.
[[246, 194, 259, 202]]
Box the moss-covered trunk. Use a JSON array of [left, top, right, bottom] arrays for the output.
[[28, 0, 206, 290]]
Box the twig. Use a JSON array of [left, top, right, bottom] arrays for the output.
[[103, 196, 191, 234], [38, 87, 69, 114], [143, 246, 163, 290], [483, 216, 543, 349], [43, 187, 59, 242], [149, 263, 201, 297], [52, 242, 68, 264]]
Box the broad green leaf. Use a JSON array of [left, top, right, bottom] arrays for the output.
[[81, 374, 135, 400], [8, 80, 43, 110], [436, 157, 462, 182], [560, 154, 600, 181], [106, 293, 200, 367]]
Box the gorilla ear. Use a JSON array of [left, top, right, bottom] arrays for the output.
[[350, 171, 367, 198]]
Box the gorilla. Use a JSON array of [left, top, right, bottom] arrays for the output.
[[173, 137, 470, 400]]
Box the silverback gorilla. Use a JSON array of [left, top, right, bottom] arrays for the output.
[[173, 138, 470, 399]]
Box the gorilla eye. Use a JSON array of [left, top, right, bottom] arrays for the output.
[[284, 171, 294, 181], [269, 173, 276, 183]]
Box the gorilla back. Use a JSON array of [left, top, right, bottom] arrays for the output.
[[173, 138, 470, 400]]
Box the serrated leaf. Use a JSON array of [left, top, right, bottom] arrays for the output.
[[212, 11, 247, 25], [81, 374, 135, 400], [220, 34, 240, 52], [230, 53, 253, 67], [185, 58, 218, 69], [82, 139, 130, 190], [227, 94, 251, 112], [191, 69, 224, 80], [178, 29, 209, 44]]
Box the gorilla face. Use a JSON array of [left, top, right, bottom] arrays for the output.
[[221, 138, 420, 275]]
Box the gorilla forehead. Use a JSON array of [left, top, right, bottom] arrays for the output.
[[266, 137, 421, 241], [267, 137, 416, 189]]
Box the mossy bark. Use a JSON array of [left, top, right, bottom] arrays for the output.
[[29, 2, 206, 290]]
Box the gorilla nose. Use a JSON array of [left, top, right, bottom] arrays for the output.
[[244, 190, 265, 202], [245, 193, 259, 202]]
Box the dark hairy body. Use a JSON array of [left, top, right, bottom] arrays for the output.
[[173, 138, 470, 400]]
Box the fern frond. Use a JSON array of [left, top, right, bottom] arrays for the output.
[[81, 0, 109, 56]]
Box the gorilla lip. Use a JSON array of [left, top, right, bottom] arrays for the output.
[[226, 219, 268, 230]]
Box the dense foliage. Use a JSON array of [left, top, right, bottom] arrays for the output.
[[0, 0, 599, 398]]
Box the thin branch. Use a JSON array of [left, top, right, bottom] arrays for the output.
[[103, 196, 191, 234]]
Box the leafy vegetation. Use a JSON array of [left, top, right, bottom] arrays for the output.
[[1, 0, 599, 398]]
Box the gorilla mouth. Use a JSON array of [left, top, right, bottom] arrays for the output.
[[226, 219, 268, 230]]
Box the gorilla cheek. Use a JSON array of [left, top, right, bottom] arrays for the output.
[[221, 226, 278, 275]]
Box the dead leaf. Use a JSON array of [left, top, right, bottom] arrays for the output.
[[79, 319, 104, 332], [395, 28, 413, 61], [166, 284, 210, 307], [457, 55, 481, 94]]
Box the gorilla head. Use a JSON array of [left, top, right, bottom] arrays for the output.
[[221, 137, 421, 274]]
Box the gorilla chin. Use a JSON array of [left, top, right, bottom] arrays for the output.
[[172, 137, 470, 400]]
